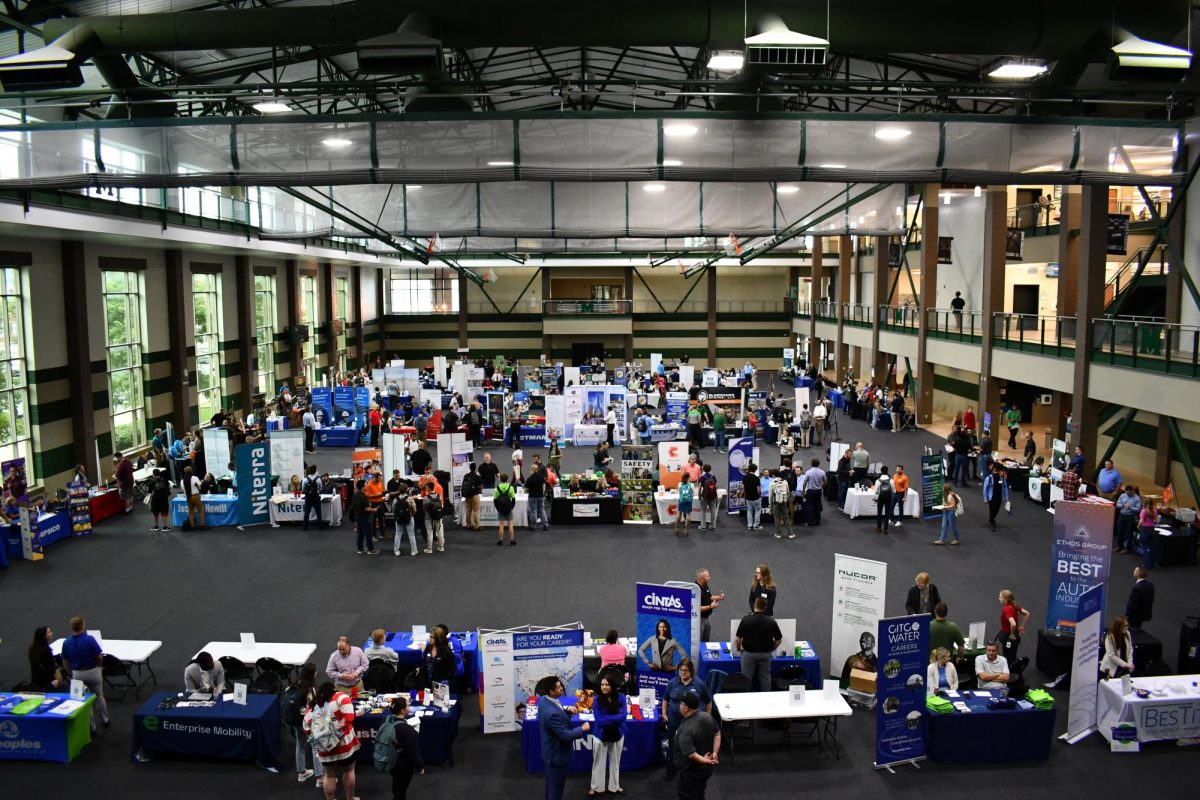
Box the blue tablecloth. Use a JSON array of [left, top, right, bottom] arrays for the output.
[[371, 632, 477, 688], [6, 511, 73, 560], [521, 709, 660, 773], [504, 426, 547, 446], [131, 691, 281, 770], [924, 692, 1056, 764], [697, 642, 822, 688], [353, 700, 460, 766], [794, 377, 814, 388], [827, 389, 845, 410], [314, 427, 363, 447], [0, 692, 94, 762], [169, 495, 241, 527]]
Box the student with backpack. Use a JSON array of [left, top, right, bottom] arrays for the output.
[[302, 682, 359, 800], [797, 404, 813, 448], [769, 470, 793, 539], [302, 465, 324, 531], [675, 474, 695, 537], [373, 696, 425, 799], [393, 487, 418, 557], [494, 472, 518, 547], [698, 464, 719, 530], [422, 490, 445, 554], [873, 466, 895, 534], [460, 463, 483, 531], [284, 663, 323, 784]]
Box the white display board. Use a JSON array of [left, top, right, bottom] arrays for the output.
[[204, 428, 231, 477], [702, 369, 719, 387], [830, 554, 888, 681], [678, 365, 695, 389], [268, 429, 305, 486], [381, 431, 408, 479], [545, 395, 566, 444], [450, 436, 474, 501], [433, 356, 448, 389], [829, 441, 849, 469]]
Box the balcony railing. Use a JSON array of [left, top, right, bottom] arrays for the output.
[[795, 301, 812, 317], [814, 302, 838, 320], [544, 299, 632, 315], [992, 313, 1077, 357], [927, 308, 982, 341], [1091, 318, 1200, 376], [841, 303, 873, 326], [878, 304, 919, 331]]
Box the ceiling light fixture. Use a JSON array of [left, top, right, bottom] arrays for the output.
[[942, 193, 951, 205], [987, 59, 1049, 79], [487, 160, 515, 167], [776, 185, 800, 194], [252, 98, 291, 114], [406, 185, 422, 190], [321, 137, 352, 148], [643, 183, 667, 193], [874, 127, 911, 141], [661, 159, 683, 167], [974, 185, 982, 197], [818, 163, 847, 169], [663, 123, 698, 138], [707, 50, 745, 71], [1109, 35, 1192, 78]]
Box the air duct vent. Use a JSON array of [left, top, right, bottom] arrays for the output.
[[357, 13, 443, 75], [0, 44, 84, 90], [744, 28, 828, 71]]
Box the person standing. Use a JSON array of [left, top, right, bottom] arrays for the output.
[[392, 486, 418, 557], [604, 404, 618, 448], [1022, 431, 1037, 467], [850, 442, 870, 486], [996, 590, 1029, 663], [935, 486, 961, 545], [711, 406, 726, 453], [287, 663, 322, 784], [302, 465, 324, 531], [676, 473, 695, 537], [697, 464, 719, 530], [742, 463, 761, 530], [303, 682, 360, 800], [812, 401, 827, 447], [1100, 617, 1135, 679], [1114, 485, 1142, 554], [835, 448, 852, 508], [736, 597, 781, 691], [477, 452, 500, 491], [950, 291, 966, 332], [413, 408, 428, 449], [589, 674, 626, 796], [673, 692, 721, 800], [524, 464, 550, 531], [303, 404, 318, 453], [460, 462, 482, 531], [1125, 566, 1155, 628], [353, 480, 377, 555], [325, 636, 369, 694], [377, 695, 424, 800], [465, 402, 483, 447], [904, 572, 943, 616], [768, 470, 792, 540], [873, 466, 894, 534], [113, 451, 136, 513], [61, 615, 109, 731], [536, 675, 590, 800], [149, 468, 171, 531], [1138, 498, 1158, 569], [695, 569, 725, 642], [748, 564, 777, 615], [890, 464, 909, 527], [661, 659, 711, 781], [182, 465, 208, 530], [962, 405, 977, 435], [369, 404, 382, 448], [547, 438, 562, 474], [1005, 405, 1021, 450], [982, 463, 1009, 532], [494, 473, 518, 547], [1097, 459, 1123, 501], [423, 488, 446, 554]]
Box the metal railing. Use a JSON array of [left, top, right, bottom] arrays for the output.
[[794, 301, 812, 317], [926, 308, 982, 340], [878, 304, 919, 331], [1091, 318, 1200, 376], [631, 299, 789, 314], [544, 299, 632, 315], [814, 301, 838, 320], [1105, 245, 1168, 304], [1006, 200, 1057, 237], [841, 303, 873, 325], [992, 312, 1077, 356]]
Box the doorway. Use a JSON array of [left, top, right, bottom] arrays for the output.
[[1016, 188, 1040, 228], [1012, 284, 1039, 330]]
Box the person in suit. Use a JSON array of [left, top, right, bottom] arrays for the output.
[[536, 675, 590, 800], [904, 572, 943, 616], [1125, 566, 1155, 628]]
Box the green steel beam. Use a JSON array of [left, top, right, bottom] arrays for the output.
[[506, 266, 542, 314], [673, 270, 705, 313], [1165, 417, 1200, 510], [632, 267, 667, 313], [276, 186, 430, 264], [1096, 407, 1138, 476], [739, 183, 889, 265]]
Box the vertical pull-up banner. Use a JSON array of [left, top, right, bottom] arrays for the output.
[[1046, 500, 1114, 631], [1063, 584, 1105, 744], [635, 582, 698, 702], [235, 442, 271, 527], [874, 614, 929, 768]]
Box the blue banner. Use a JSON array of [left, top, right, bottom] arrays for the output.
[[726, 436, 752, 513], [511, 628, 586, 702], [1045, 500, 1114, 631], [875, 614, 929, 767], [665, 392, 689, 425], [309, 387, 333, 428], [635, 583, 696, 703], [235, 442, 271, 527], [332, 386, 356, 427], [355, 387, 371, 430]]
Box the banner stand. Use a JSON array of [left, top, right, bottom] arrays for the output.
[[1060, 584, 1105, 745], [873, 614, 929, 770], [234, 442, 272, 531]]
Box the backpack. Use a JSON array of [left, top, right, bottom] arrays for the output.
[[771, 478, 790, 504], [303, 476, 321, 502], [637, 415, 650, 433], [281, 684, 305, 727], [372, 716, 400, 772], [679, 482, 694, 503], [875, 475, 893, 498], [799, 410, 812, 427], [308, 705, 342, 753], [461, 474, 480, 498], [494, 484, 516, 514], [393, 496, 413, 525], [700, 474, 718, 501], [425, 494, 443, 521]]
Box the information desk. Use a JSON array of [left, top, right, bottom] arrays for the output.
[[353, 697, 460, 766], [268, 493, 344, 527], [314, 427, 363, 447], [924, 690, 1056, 763], [1098, 675, 1200, 743], [551, 495, 622, 525], [370, 632, 478, 687], [89, 489, 125, 524], [170, 494, 240, 528], [454, 493, 530, 528], [0, 693, 94, 763], [655, 489, 726, 524], [131, 691, 281, 770], [650, 423, 685, 442], [698, 641, 821, 688], [52, 638, 162, 695], [841, 487, 920, 519], [194, 641, 317, 669], [714, 686, 852, 759], [521, 702, 659, 773], [572, 424, 608, 446]]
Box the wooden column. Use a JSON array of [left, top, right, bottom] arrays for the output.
[[706, 267, 717, 364], [914, 185, 939, 422], [1070, 185, 1109, 472], [540, 268, 551, 359], [1056, 187, 1082, 317], [235, 255, 255, 413], [62, 241, 97, 471], [834, 234, 851, 376], [808, 239, 820, 369], [164, 249, 190, 430], [978, 186, 1008, 433], [457, 275, 469, 351], [870, 237, 888, 384], [320, 261, 335, 374], [285, 259, 301, 380], [1156, 178, 1186, 484]]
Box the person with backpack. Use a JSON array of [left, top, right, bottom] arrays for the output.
[[494, 472, 518, 547], [373, 696, 425, 799], [465, 401, 483, 447], [769, 470, 793, 540], [698, 464, 719, 530], [413, 409, 428, 449], [460, 463, 483, 531], [303, 681, 359, 800], [422, 490, 445, 554], [393, 486, 418, 557], [302, 465, 324, 531], [873, 466, 894, 534], [635, 409, 653, 445], [675, 473, 695, 537], [778, 429, 796, 461], [285, 663, 323, 784], [797, 404, 813, 448], [353, 480, 379, 555]]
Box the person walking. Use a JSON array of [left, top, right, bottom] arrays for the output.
[[392, 486, 418, 557], [935, 486, 961, 545], [1005, 405, 1021, 450], [302, 465, 324, 531], [376, 695, 424, 799], [1138, 498, 1158, 569], [697, 464, 719, 530], [286, 663, 323, 785], [536, 675, 590, 800], [494, 473, 518, 547], [982, 463, 1009, 531], [769, 470, 792, 540], [890, 464, 909, 527], [675, 473, 695, 537], [303, 682, 360, 800], [148, 468, 171, 531], [996, 590, 1029, 663], [588, 673, 626, 797]]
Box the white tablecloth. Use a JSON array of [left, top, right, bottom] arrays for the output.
[[655, 489, 727, 523], [842, 487, 920, 519], [573, 424, 608, 446], [268, 493, 344, 526], [454, 493, 530, 527], [1098, 675, 1200, 743]]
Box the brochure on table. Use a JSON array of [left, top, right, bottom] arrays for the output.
[[478, 623, 585, 735], [831, 554, 887, 687], [635, 582, 700, 703], [268, 429, 305, 489], [1045, 500, 1113, 631], [874, 614, 929, 768]]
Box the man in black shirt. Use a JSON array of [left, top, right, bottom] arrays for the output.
[[477, 453, 500, 490], [409, 445, 432, 478], [950, 291, 966, 331], [524, 464, 549, 530], [736, 597, 781, 691], [695, 569, 726, 642], [673, 692, 720, 800]]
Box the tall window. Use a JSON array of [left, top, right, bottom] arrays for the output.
[[0, 267, 30, 468], [299, 274, 317, 385], [192, 273, 222, 422], [335, 275, 349, 371], [254, 274, 276, 395], [387, 268, 459, 313], [103, 271, 146, 452], [82, 140, 145, 206]]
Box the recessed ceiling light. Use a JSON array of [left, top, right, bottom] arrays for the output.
[[661, 159, 683, 167], [643, 183, 667, 193], [818, 163, 847, 169], [321, 137, 352, 148], [988, 61, 1049, 79], [252, 99, 290, 114], [776, 185, 800, 194], [663, 123, 698, 138], [406, 185, 422, 190], [974, 185, 982, 197], [487, 160, 515, 167], [874, 127, 910, 141], [707, 51, 745, 71], [942, 193, 951, 205]]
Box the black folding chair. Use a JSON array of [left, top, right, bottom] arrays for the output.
[[717, 672, 755, 760], [102, 653, 139, 702], [255, 657, 291, 684], [219, 655, 254, 685]]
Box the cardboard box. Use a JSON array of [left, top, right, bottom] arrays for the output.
[[849, 668, 877, 694]]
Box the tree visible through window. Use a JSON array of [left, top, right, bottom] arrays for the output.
[[193, 273, 222, 423], [0, 267, 31, 470], [299, 274, 317, 385], [103, 271, 146, 453], [255, 274, 276, 395]]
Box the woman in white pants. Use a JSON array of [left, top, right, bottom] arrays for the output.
[[589, 674, 626, 796]]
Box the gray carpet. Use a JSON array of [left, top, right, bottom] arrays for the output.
[[1, 408, 1196, 799]]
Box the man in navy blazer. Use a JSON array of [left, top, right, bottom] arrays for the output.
[[536, 675, 590, 800]]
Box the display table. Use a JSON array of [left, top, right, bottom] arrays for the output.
[[368, 632, 477, 687], [507, 426, 547, 447], [353, 698, 460, 766], [572, 424, 608, 446], [131, 691, 280, 770], [650, 423, 685, 442], [89, 489, 125, 524], [521, 703, 659, 773], [1035, 628, 1075, 680], [1098, 675, 1200, 743], [193, 640, 317, 668], [924, 691, 1056, 763], [551, 495, 622, 525], [654, 489, 726, 523], [698, 641, 821, 688], [7, 511, 76, 560], [1027, 476, 1051, 506], [454, 493, 530, 528], [827, 388, 845, 410], [841, 487, 920, 519], [314, 427, 363, 447], [170, 494, 240, 528], [268, 493, 344, 527], [52, 638, 161, 696], [714, 686, 852, 758], [995, 462, 1030, 496], [1154, 525, 1197, 567], [0, 693, 94, 763]]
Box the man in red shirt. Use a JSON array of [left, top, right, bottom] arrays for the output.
[[113, 452, 135, 513], [368, 405, 382, 448], [962, 406, 977, 434]]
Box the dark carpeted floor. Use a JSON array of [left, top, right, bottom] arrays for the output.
[[1, 408, 1196, 799]]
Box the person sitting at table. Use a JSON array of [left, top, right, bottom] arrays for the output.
[[421, 627, 457, 688], [363, 629, 399, 666], [975, 642, 1010, 690], [184, 651, 226, 694], [568, 474, 583, 494], [602, 468, 620, 489], [326, 636, 369, 693], [28, 626, 62, 691], [288, 474, 303, 495], [2, 493, 20, 522], [1100, 616, 1135, 679], [199, 472, 220, 495], [926, 648, 959, 695], [598, 630, 627, 672], [637, 619, 686, 675]]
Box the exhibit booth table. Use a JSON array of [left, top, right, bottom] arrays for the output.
[[193, 641, 317, 671], [1035, 628, 1075, 681], [268, 493, 344, 527], [0, 693, 94, 763], [314, 427, 363, 447], [506, 426, 548, 447], [89, 489, 125, 523], [353, 697, 460, 766], [572, 423, 608, 446], [650, 423, 685, 442], [1027, 476, 1052, 506], [454, 493, 530, 528], [714, 686, 852, 759], [169, 494, 240, 528], [995, 461, 1030, 496], [1153, 525, 1197, 567], [655, 489, 726, 524], [521, 703, 659, 773], [551, 495, 622, 525], [6, 511, 74, 560], [369, 631, 478, 688], [841, 487, 921, 519], [827, 388, 845, 410], [1098, 675, 1200, 744], [131, 691, 280, 770], [698, 641, 821, 688], [924, 691, 1056, 764], [52, 638, 162, 696]]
